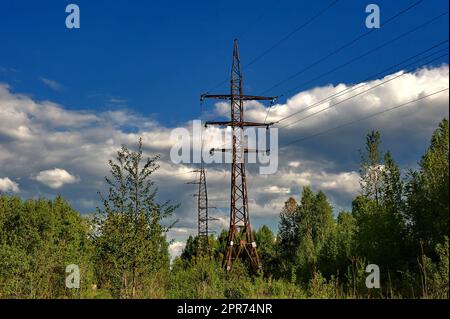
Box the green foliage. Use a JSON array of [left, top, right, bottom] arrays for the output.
[[277, 197, 299, 277], [253, 225, 276, 275], [417, 237, 449, 299], [93, 138, 177, 298], [0, 195, 94, 298], [334, 211, 356, 273], [276, 187, 336, 283], [168, 257, 304, 299], [214, 229, 228, 261], [307, 272, 338, 299], [0, 119, 448, 299], [405, 118, 449, 258], [180, 235, 197, 262], [353, 131, 409, 276], [271, 119, 448, 298], [359, 130, 383, 204]]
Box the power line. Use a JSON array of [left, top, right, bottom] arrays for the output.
[[279, 12, 449, 99], [280, 87, 449, 148], [244, 0, 341, 70], [263, 12, 448, 124], [274, 40, 448, 126], [277, 52, 448, 130], [278, 46, 448, 125], [260, 0, 426, 95], [204, 0, 341, 94], [279, 42, 448, 123]]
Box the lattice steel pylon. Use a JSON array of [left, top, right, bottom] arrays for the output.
[[201, 39, 276, 271], [188, 165, 215, 256]]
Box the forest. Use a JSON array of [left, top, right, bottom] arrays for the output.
[[0, 118, 448, 299]]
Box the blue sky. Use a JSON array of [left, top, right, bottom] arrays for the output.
[[0, 0, 449, 257], [1, 0, 448, 125]]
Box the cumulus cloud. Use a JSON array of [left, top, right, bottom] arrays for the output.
[[34, 168, 79, 189], [264, 66, 449, 146], [0, 64, 448, 246], [168, 241, 185, 260], [0, 177, 19, 193], [288, 161, 301, 168]]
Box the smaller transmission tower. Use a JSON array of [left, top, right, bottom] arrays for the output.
[[187, 165, 216, 256]]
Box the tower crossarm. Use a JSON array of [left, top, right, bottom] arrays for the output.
[[209, 148, 269, 154], [205, 121, 274, 128], [201, 94, 277, 102]]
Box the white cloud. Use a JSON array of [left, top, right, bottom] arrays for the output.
[[288, 161, 301, 168], [0, 64, 448, 246], [168, 241, 185, 260], [261, 66, 449, 135], [40, 77, 64, 92], [34, 168, 79, 189], [168, 227, 193, 235], [0, 85, 99, 133], [318, 171, 360, 194], [0, 177, 19, 193], [264, 185, 291, 194]]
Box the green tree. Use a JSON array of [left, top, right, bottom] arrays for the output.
[[253, 225, 276, 275], [0, 195, 94, 298], [277, 188, 336, 283], [276, 197, 299, 278], [335, 211, 357, 276], [94, 138, 177, 298], [355, 131, 408, 259], [405, 119, 449, 258], [381, 152, 403, 212], [359, 130, 383, 205], [295, 188, 335, 281], [181, 235, 197, 262]]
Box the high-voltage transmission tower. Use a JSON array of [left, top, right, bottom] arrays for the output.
[[187, 165, 215, 256], [201, 40, 276, 271]]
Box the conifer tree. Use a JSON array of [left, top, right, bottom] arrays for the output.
[[94, 138, 178, 298]]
